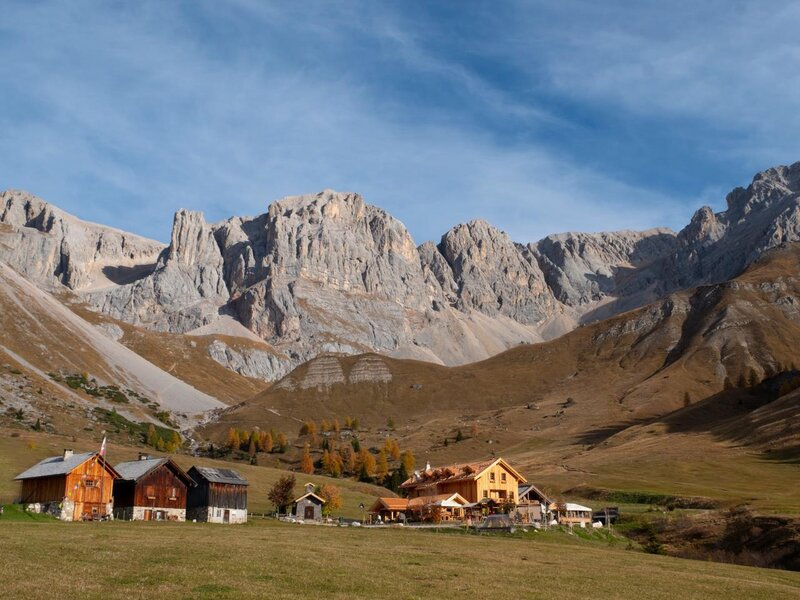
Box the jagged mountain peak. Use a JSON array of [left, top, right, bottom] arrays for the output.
[[3, 161, 800, 381]]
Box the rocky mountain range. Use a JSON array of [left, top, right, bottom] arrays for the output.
[[2, 161, 800, 382]]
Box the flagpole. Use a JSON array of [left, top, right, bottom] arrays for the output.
[[99, 433, 106, 519]]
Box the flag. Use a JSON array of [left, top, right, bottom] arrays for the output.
[[99, 435, 107, 457]]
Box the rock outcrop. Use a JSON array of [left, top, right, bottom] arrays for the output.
[[3, 161, 800, 381], [0, 190, 165, 290]]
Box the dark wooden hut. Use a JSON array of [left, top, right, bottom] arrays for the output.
[[14, 449, 120, 521], [113, 455, 195, 521], [186, 466, 248, 523]]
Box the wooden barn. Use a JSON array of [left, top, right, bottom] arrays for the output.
[[14, 449, 119, 521], [113, 455, 195, 521], [186, 466, 248, 524], [293, 483, 326, 521]]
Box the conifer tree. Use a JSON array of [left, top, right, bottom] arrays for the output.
[[401, 449, 415, 474], [147, 424, 159, 448], [357, 448, 376, 481], [227, 427, 240, 451], [276, 432, 289, 453], [300, 443, 314, 474], [376, 450, 389, 482]]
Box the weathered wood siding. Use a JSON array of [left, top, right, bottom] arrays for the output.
[[113, 463, 190, 517], [20, 475, 67, 503], [65, 457, 115, 518]]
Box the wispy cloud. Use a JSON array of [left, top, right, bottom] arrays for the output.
[[0, 1, 796, 245]]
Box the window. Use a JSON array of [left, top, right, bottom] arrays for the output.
[[85, 479, 96, 488], [501, 473, 506, 483], [145, 485, 155, 499], [169, 488, 177, 500], [483, 490, 488, 499], [510, 492, 514, 501], [489, 472, 495, 483]]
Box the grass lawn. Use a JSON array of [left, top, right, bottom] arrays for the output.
[[1, 518, 798, 599]]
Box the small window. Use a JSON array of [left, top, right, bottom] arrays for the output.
[[169, 488, 177, 500], [489, 472, 495, 482], [85, 479, 96, 488], [510, 492, 514, 501], [501, 473, 506, 483], [145, 485, 155, 499], [483, 490, 488, 499]]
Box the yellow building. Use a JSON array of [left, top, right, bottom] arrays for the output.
[[400, 457, 526, 504]]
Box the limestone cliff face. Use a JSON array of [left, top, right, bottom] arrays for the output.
[[3, 161, 800, 381], [0, 190, 165, 290], [434, 220, 554, 325], [532, 228, 677, 306]]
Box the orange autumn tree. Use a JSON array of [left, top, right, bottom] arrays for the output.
[[300, 443, 314, 474]]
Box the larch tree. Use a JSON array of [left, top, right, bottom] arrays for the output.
[[357, 448, 376, 482], [401, 450, 415, 474], [226, 428, 240, 451], [390, 440, 401, 461], [300, 443, 314, 474], [376, 450, 389, 482], [276, 432, 289, 453], [263, 431, 274, 453]]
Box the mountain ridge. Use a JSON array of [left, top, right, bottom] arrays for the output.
[[3, 161, 800, 381]]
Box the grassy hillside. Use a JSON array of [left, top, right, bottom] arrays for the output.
[[203, 245, 800, 513], [0, 428, 388, 518], [1, 520, 798, 599]]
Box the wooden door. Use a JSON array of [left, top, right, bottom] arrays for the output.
[[304, 506, 315, 519], [223, 509, 230, 524], [144, 509, 152, 521]]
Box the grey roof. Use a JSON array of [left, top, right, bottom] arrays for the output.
[[16, 452, 102, 480], [114, 458, 168, 481], [191, 466, 248, 486]]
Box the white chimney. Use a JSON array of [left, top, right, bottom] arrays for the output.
[[425, 461, 431, 472], [139, 453, 150, 461], [63, 449, 73, 460]]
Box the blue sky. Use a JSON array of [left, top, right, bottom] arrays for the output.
[[2, 1, 799, 244]]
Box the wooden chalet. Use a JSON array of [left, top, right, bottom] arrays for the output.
[[113, 455, 195, 521], [186, 466, 248, 524], [400, 457, 527, 507], [293, 483, 325, 521], [15, 449, 120, 521]]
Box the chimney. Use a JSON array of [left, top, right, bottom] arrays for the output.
[[138, 453, 150, 461], [305, 482, 315, 494], [63, 449, 73, 460], [425, 461, 431, 472]]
